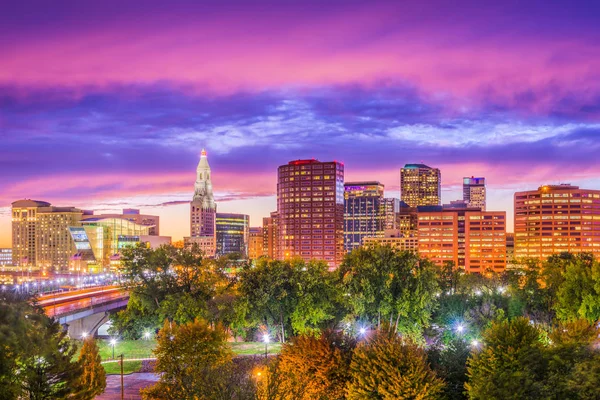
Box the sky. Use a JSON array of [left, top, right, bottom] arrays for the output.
[[1, 0, 600, 246]]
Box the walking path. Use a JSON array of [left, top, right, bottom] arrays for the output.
[[95, 373, 159, 400]]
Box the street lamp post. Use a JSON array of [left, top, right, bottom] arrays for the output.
[[119, 353, 124, 400], [110, 339, 117, 359], [263, 334, 270, 361]]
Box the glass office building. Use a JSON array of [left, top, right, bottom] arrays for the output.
[[216, 213, 249, 257]]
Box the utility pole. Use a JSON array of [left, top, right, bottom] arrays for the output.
[[120, 354, 124, 400]]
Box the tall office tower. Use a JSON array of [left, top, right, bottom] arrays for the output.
[[277, 159, 344, 268], [12, 200, 83, 272], [382, 198, 400, 230], [463, 177, 486, 210], [262, 212, 279, 259], [248, 227, 264, 260], [216, 213, 249, 257], [344, 182, 385, 252], [187, 149, 217, 256], [418, 206, 506, 273], [514, 184, 600, 260], [400, 164, 441, 207]]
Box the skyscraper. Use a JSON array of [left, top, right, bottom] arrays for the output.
[[277, 159, 344, 268], [463, 177, 486, 210], [12, 200, 83, 272], [216, 213, 249, 257], [187, 149, 217, 257], [400, 164, 441, 207], [344, 182, 385, 252], [514, 184, 600, 260]]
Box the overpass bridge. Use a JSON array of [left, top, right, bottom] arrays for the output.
[[37, 286, 130, 338]]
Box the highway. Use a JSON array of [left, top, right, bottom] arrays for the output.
[[37, 286, 128, 318]]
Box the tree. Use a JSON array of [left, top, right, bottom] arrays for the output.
[[428, 339, 470, 400], [554, 253, 600, 322], [19, 312, 82, 400], [141, 319, 234, 399], [237, 259, 340, 341], [510, 259, 554, 324], [108, 294, 157, 340], [237, 259, 297, 342], [0, 291, 82, 400], [72, 338, 106, 399], [465, 317, 547, 400], [543, 319, 600, 399], [347, 326, 444, 399], [438, 261, 463, 294], [339, 245, 439, 339], [265, 330, 356, 399], [0, 292, 32, 399], [111, 244, 233, 338], [289, 261, 344, 335]]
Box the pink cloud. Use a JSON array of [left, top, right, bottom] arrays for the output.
[[1, 5, 598, 119]]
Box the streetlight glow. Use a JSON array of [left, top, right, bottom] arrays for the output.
[[110, 338, 117, 359]]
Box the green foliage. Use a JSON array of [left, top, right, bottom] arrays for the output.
[[466, 317, 547, 400], [428, 339, 470, 400], [347, 325, 444, 399], [238, 259, 341, 341], [339, 245, 439, 339], [0, 292, 82, 400], [555, 253, 600, 322], [266, 330, 356, 399], [0, 292, 31, 399], [141, 319, 236, 400], [290, 262, 345, 335], [111, 244, 235, 338], [438, 261, 463, 294], [108, 294, 157, 339], [72, 338, 106, 399], [509, 259, 554, 323], [543, 319, 600, 399]]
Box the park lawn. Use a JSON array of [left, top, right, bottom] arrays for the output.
[[230, 341, 282, 355], [103, 360, 143, 375], [97, 339, 281, 361], [98, 339, 157, 361]]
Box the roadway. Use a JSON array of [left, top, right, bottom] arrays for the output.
[[37, 286, 129, 318]]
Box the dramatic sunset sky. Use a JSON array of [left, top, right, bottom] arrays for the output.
[[1, 0, 600, 246]]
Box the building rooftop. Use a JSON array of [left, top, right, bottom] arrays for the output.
[[538, 184, 579, 191], [403, 163, 433, 169], [12, 199, 52, 207], [344, 181, 382, 187]]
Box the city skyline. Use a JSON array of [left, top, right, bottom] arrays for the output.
[[2, 0, 600, 247]]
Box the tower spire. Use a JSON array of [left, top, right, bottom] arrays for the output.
[[193, 149, 216, 209]]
